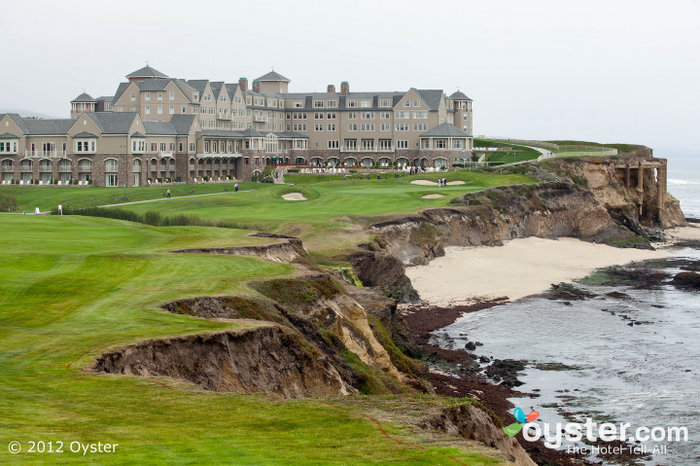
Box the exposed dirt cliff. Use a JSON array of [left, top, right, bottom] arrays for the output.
[[422, 404, 537, 466], [93, 325, 355, 398]]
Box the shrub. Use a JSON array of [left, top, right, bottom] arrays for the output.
[[0, 192, 18, 211]]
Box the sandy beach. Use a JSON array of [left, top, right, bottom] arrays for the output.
[[405, 236, 679, 305]]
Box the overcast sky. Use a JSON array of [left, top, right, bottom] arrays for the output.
[[2, 0, 698, 156]]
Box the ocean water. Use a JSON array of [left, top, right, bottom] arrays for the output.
[[440, 154, 700, 464], [667, 154, 700, 219]]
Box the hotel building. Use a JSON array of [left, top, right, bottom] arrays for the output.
[[1, 66, 473, 186]]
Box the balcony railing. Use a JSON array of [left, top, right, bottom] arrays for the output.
[[25, 150, 68, 158], [339, 146, 394, 153]]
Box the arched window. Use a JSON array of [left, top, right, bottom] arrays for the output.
[[132, 159, 142, 172], [105, 159, 119, 187]]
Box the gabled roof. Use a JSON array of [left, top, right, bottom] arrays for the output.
[[72, 93, 96, 102], [72, 131, 98, 138], [421, 122, 471, 138], [225, 83, 239, 96], [24, 118, 76, 135], [210, 81, 225, 100], [449, 90, 472, 101], [186, 80, 209, 96], [143, 121, 176, 135], [0, 114, 29, 133], [130, 131, 146, 138], [111, 82, 132, 105], [85, 112, 137, 134], [0, 132, 19, 139], [137, 78, 177, 92], [169, 114, 197, 135], [239, 128, 264, 137], [126, 65, 168, 79], [414, 89, 444, 111], [256, 71, 290, 82]]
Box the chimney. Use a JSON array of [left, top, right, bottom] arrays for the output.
[[252, 79, 260, 93], [327, 84, 336, 93], [340, 81, 349, 95], [238, 77, 248, 92]]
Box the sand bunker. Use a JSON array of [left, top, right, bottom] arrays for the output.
[[421, 194, 445, 199], [410, 180, 466, 186], [282, 192, 307, 201]]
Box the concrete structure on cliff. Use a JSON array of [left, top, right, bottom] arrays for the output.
[[0, 65, 473, 186]]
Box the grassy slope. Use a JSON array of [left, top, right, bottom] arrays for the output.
[[545, 140, 644, 154], [0, 216, 502, 464], [121, 170, 532, 254], [473, 139, 541, 163]]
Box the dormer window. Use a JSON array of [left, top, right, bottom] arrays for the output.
[[313, 100, 324, 108], [347, 100, 357, 108], [360, 101, 370, 108], [0, 140, 18, 153]]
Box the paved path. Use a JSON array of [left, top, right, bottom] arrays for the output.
[[97, 190, 252, 208]]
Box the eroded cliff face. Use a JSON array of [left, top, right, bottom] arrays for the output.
[[94, 325, 355, 398], [422, 404, 536, 466], [369, 182, 633, 267], [542, 156, 686, 230]]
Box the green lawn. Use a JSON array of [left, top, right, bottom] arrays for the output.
[[118, 170, 533, 253], [0, 182, 260, 213], [473, 139, 541, 163], [0, 215, 503, 464]]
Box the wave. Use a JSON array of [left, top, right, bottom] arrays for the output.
[[668, 178, 700, 186]]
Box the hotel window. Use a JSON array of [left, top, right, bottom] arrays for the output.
[[314, 112, 324, 119], [131, 93, 136, 102], [157, 92, 163, 101], [413, 111, 427, 119], [380, 112, 390, 119], [105, 159, 119, 186], [145, 92, 150, 101], [403, 100, 410, 107], [169, 105, 174, 114], [157, 105, 163, 114], [348, 124, 357, 131], [130, 107, 136, 112], [360, 124, 375, 131], [327, 123, 336, 131], [380, 123, 390, 132], [413, 100, 419, 107], [75, 140, 96, 152], [169, 91, 175, 100], [178, 142, 184, 152], [361, 112, 374, 119], [193, 92, 199, 100], [294, 101, 302, 108], [327, 113, 336, 119], [379, 139, 392, 150], [182, 106, 187, 113], [463, 114, 468, 120], [453, 140, 462, 149], [145, 105, 150, 115], [362, 139, 374, 150], [397, 140, 408, 149], [313, 100, 324, 108], [328, 140, 339, 149], [360, 101, 370, 108], [395, 123, 409, 131], [348, 112, 357, 120], [344, 139, 357, 150], [160, 142, 167, 151], [347, 100, 356, 107], [436, 140, 447, 148], [327, 101, 337, 108], [132, 140, 145, 152], [380, 99, 390, 107], [169, 142, 175, 151], [413, 123, 427, 131], [314, 124, 323, 131], [150, 142, 158, 152], [395, 111, 409, 119]]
